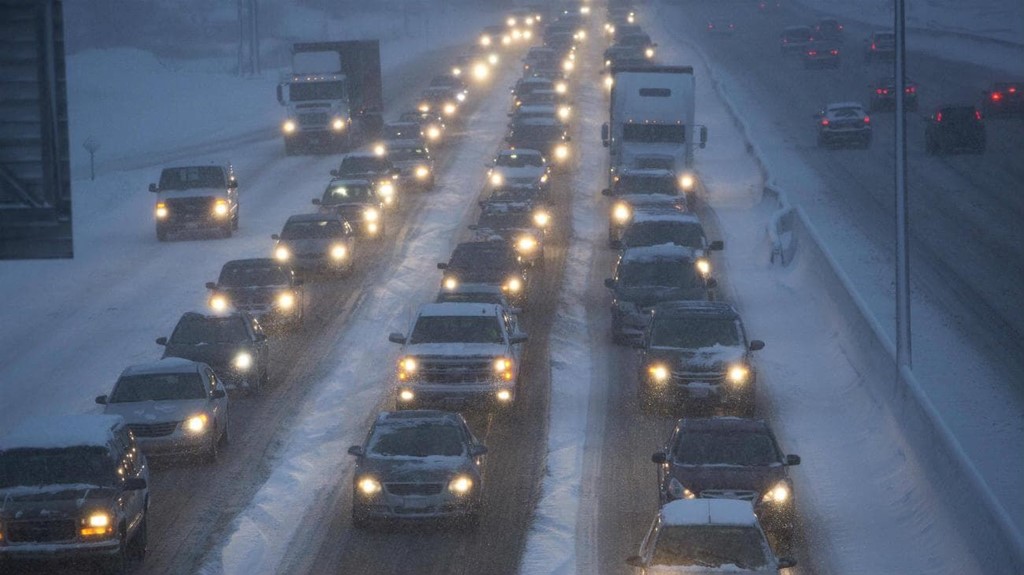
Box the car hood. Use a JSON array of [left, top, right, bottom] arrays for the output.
[[668, 463, 786, 496], [616, 286, 708, 308], [495, 166, 544, 180], [0, 484, 118, 520], [103, 398, 210, 424], [221, 285, 289, 303], [163, 342, 252, 366], [403, 343, 508, 357], [645, 563, 777, 574], [158, 187, 227, 199], [277, 237, 337, 254], [393, 159, 432, 169], [645, 345, 747, 372], [321, 203, 374, 218], [358, 455, 473, 484]]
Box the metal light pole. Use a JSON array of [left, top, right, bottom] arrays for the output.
[[894, 0, 912, 368]]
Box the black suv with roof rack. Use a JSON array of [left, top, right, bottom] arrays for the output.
[[636, 301, 764, 414]]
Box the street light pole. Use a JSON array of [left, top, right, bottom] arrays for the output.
[[894, 0, 912, 369]]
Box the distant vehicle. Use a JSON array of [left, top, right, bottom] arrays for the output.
[[0, 415, 149, 573], [619, 212, 723, 258], [272, 213, 356, 276], [925, 104, 986, 155], [981, 82, 1024, 117], [472, 200, 550, 267], [429, 74, 468, 99], [149, 164, 238, 241], [506, 118, 572, 168], [603, 44, 648, 70], [604, 245, 717, 344], [616, 32, 657, 60], [312, 178, 385, 238], [637, 301, 762, 414], [864, 30, 895, 62], [158, 311, 270, 394], [387, 143, 436, 190], [380, 121, 425, 150], [757, 0, 783, 12], [625, 499, 797, 573], [512, 76, 555, 105], [277, 41, 383, 155], [487, 148, 551, 192], [602, 168, 689, 245], [779, 26, 814, 54], [205, 258, 304, 327], [331, 152, 400, 207], [801, 42, 840, 69], [438, 239, 529, 307], [419, 86, 461, 119], [652, 417, 800, 541], [97, 358, 229, 461], [604, 194, 688, 247], [479, 25, 509, 48], [814, 18, 844, 42], [869, 76, 919, 111], [523, 46, 560, 75], [348, 411, 488, 527], [815, 102, 873, 148], [706, 19, 737, 35], [388, 303, 528, 409], [398, 109, 446, 145]]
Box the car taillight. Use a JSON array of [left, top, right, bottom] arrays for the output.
[[991, 92, 1003, 101], [1008, 86, 1017, 93], [830, 49, 839, 55], [838, 25, 844, 30], [863, 116, 871, 124], [808, 50, 817, 56], [871, 43, 877, 50], [975, 110, 983, 121], [876, 88, 886, 95], [906, 86, 916, 94], [935, 112, 943, 122], [821, 119, 830, 126]]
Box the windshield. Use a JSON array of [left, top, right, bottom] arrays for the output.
[[618, 260, 697, 288], [281, 219, 347, 239], [478, 211, 534, 230], [340, 157, 389, 174], [219, 264, 288, 287], [622, 222, 704, 249], [109, 373, 206, 402], [650, 317, 741, 348], [511, 125, 563, 142], [389, 147, 428, 162], [622, 124, 686, 144], [497, 153, 544, 168], [652, 525, 770, 569], [368, 423, 465, 457], [289, 80, 345, 101], [409, 316, 504, 344], [614, 175, 678, 195], [323, 183, 375, 204], [170, 315, 248, 344], [0, 447, 114, 488], [159, 166, 225, 190], [384, 125, 420, 140], [672, 430, 779, 466]]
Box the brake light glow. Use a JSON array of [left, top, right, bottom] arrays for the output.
[[975, 110, 983, 121], [807, 50, 818, 56], [991, 92, 1003, 101], [820, 119, 830, 126], [906, 86, 916, 94], [1009, 86, 1017, 93], [863, 116, 871, 124], [871, 43, 877, 50], [830, 49, 839, 55], [876, 88, 887, 95], [935, 112, 942, 122]]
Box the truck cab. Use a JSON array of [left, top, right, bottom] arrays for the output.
[[149, 164, 238, 241]]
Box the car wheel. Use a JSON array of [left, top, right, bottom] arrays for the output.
[[104, 528, 129, 574], [127, 512, 148, 561]]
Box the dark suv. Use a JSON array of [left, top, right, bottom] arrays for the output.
[[925, 105, 986, 155], [0, 415, 149, 573], [438, 240, 529, 308], [205, 258, 304, 328], [864, 31, 895, 62], [652, 417, 801, 542], [637, 301, 763, 414], [158, 311, 271, 394]]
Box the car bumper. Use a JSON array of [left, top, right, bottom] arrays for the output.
[[820, 128, 871, 142], [353, 495, 478, 521], [0, 538, 121, 562], [157, 214, 232, 230], [395, 383, 516, 410], [643, 379, 753, 406], [136, 431, 212, 456]]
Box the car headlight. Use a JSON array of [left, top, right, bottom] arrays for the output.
[[668, 477, 696, 500], [184, 413, 208, 434], [443, 103, 456, 116], [456, 92, 466, 102], [612, 202, 631, 223], [358, 476, 382, 496], [213, 199, 230, 217], [533, 211, 550, 227], [364, 208, 380, 222], [427, 126, 441, 140], [378, 182, 395, 200], [451, 66, 462, 77], [277, 291, 296, 309], [502, 35, 512, 46], [209, 294, 229, 312], [398, 388, 415, 401], [332, 118, 346, 131], [282, 120, 297, 134], [506, 16, 516, 26], [628, 13, 635, 24], [647, 364, 670, 383], [563, 59, 575, 72], [558, 105, 571, 120], [415, 166, 430, 179], [443, 276, 458, 290], [480, 35, 491, 47], [604, 75, 614, 89], [155, 202, 168, 219], [448, 475, 474, 495], [680, 173, 696, 191], [762, 482, 790, 504], [234, 351, 253, 371], [645, 47, 655, 59], [728, 364, 750, 384], [696, 258, 711, 277], [275, 246, 290, 262], [373, 143, 386, 156], [540, 173, 549, 184], [522, 29, 533, 40], [496, 389, 512, 401], [490, 173, 504, 186], [555, 81, 567, 95], [505, 277, 522, 293], [471, 64, 488, 82], [488, 53, 499, 65], [330, 244, 348, 260], [494, 357, 513, 373], [398, 356, 417, 380], [554, 144, 569, 160], [80, 511, 114, 537], [418, 103, 430, 113], [518, 236, 538, 252]]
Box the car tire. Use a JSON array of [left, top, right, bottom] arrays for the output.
[[203, 425, 220, 463]]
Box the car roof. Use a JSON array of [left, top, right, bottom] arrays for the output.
[[0, 415, 124, 451], [285, 212, 343, 223], [120, 357, 204, 377], [618, 168, 676, 178], [827, 101, 865, 110], [659, 499, 760, 527], [417, 302, 503, 317], [328, 178, 373, 187], [375, 410, 463, 426], [678, 416, 771, 434], [621, 244, 697, 263], [630, 211, 701, 224], [653, 301, 739, 319], [222, 258, 286, 269]]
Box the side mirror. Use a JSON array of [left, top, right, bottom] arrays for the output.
[[276, 84, 285, 105], [651, 452, 667, 464], [777, 557, 797, 569], [625, 556, 644, 568], [212, 389, 227, 399], [749, 339, 765, 351], [155, 337, 168, 346], [706, 278, 718, 289], [123, 477, 147, 491], [148, 183, 158, 193], [312, 198, 321, 205], [205, 281, 217, 290], [470, 444, 489, 456], [389, 332, 407, 344], [228, 180, 238, 189], [604, 278, 616, 289], [347, 445, 365, 457], [271, 234, 281, 240], [330, 169, 340, 178], [709, 240, 724, 251], [786, 454, 801, 466], [95, 395, 108, 405], [437, 262, 448, 270], [510, 333, 529, 344], [601, 188, 612, 196], [699, 126, 708, 149]]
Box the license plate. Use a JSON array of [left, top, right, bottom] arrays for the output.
[[688, 383, 711, 398]]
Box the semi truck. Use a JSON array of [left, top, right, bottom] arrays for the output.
[[601, 66, 707, 190], [277, 41, 383, 155]]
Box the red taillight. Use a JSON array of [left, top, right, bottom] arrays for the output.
[[1008, 86, 1017, 93], [863, 116, 871, 124], [830, 49, 839, 55], [935, 112, 943, 122], [708, 24, 714, 29], [808, 50, 818, 56], [906, 86, 916, 94], [975, 110, 983, 121], [991, 92, 1003, 101], [871, 43, 877, 50], [876, 88, 886, 95], [820, 119, 830, 126], [839, 25, 844, 30]]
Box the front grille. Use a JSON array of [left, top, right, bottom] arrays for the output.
[[166, 196, 214, 217], [671, 370, 726, 385], [386, 483, 445, 496], [7, 519, 77, 543], [230, 292, 276, 306], [418, 357, 495, 384], [700, 489, 758, 501], [129, 421, 179, 437], [299, 112, 328, 128]]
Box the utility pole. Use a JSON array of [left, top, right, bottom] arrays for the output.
[[894, 0, 912, 369]]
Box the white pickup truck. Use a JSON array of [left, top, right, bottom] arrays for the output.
[[149, 164, 238, 241]]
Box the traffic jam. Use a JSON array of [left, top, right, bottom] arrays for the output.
[[5, 0, 1020, 572]]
